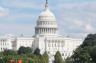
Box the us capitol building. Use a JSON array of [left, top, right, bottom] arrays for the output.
[[0, 0, 83, 63]]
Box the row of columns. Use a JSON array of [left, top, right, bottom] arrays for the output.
[[35, 28, 58, 34]]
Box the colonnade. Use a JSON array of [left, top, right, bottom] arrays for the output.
[[35, 28, 58, 34]]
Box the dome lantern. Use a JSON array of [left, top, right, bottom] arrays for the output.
[[45, 0, 49, 10]]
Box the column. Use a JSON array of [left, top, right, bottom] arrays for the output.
[[48, 28, 50, 34], [49, 28, 51, 34], [36, 29, 37, 34], [46, 28, 48, 33], [44, 28, 45, 34], [38, 28, 40, 34], [41, 28, 42, 34], [50, 28, 52, 33], [50, 28, 52, 34], [45, 28, 46, 33], [52, 28, 53, 34], [54, 28, 55, 34], [35, 28, 36, 34], [42, 28, 44, 33], [40, 28, 41, 34]]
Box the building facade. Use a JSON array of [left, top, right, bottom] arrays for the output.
[[0, 36, 12, 51], [0, 1, 83, 63]]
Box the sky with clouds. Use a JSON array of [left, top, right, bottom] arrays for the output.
[[0, 0, 96, 39]]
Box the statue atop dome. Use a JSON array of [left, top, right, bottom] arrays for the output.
[[46, 0, 48, 4], [45, 0, 49, 10]]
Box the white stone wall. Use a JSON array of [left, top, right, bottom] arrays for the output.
[[43, 37, 83, 60], [0, 37, 12, 51], [12, 38, 34, 50]]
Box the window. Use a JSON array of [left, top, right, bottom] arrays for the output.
[[3, 40, 5, 42], [62, 53, 64, 56], [3, 43, 4, 46], [65, 53, 67, 56], [58, 45, 59, 47], [1, 39, 2, 42], [1, 48, 2, 50], [69, 53, 70, 56], [52, 44, 53, 47], [48, 51, 50, 54], [55, 44, 56, 47], [48, 44, 50, 47]]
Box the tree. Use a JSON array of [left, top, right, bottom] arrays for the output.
[[0, 48, 40, 63], [54, 51, 63, 63], [81, 34, 96, 48], [27, 58, 35, 63], [72, 34, 96, 63], [33, 48, 41, 57], [2, 49, 17, 56], [65, 57, 72, 63], [27, 54, 39, 63], [40, 56, 46, 63], [42, 52, 49, 63], [90, 46, 96, 62], [18, 46, 32, 55]]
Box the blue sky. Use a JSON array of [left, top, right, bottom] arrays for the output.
[[0, 0, 96, 39]]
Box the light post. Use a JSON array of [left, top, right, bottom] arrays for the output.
[[0, 57, 2, 63], [90, 58, 92, 63]]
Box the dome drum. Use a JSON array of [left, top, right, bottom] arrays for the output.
[[35, 26, 58, 28], [35, 27, 59, 36], [37, 21, 57, 27]]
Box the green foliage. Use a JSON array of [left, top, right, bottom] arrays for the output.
[[2, 56, 10, 63], [33, 48, 41, 57], [27, 54, 39, 63], [0, 47, 35, 63], [40, 56, 46, 63], [71, 34, 96, 63], [81, 34, 96, 48], [42, 52, 49, 63], [90, 46, 96, 62], [65, 57, 72, 63], [18, 46, 32, 55], [54, 51, 63, 63], [0, 46, 50, 63], [2, 49, 17, 56], [27, 58, 35, 63]]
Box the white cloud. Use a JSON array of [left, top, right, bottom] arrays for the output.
[[0, 6, 9, 17], [4, 34, 15, 37], [54, 1, 96, 38], [70, 33, 88, 39], [0, 12, 38, 24], [0, 24, 35, 37], [2, 0, 43, 9], [85, 24, 95, 32]]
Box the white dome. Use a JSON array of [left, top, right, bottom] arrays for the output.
[[34, 1, 60, 38], [38, 3, 56, 21], [40, 9, 55, 17]]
